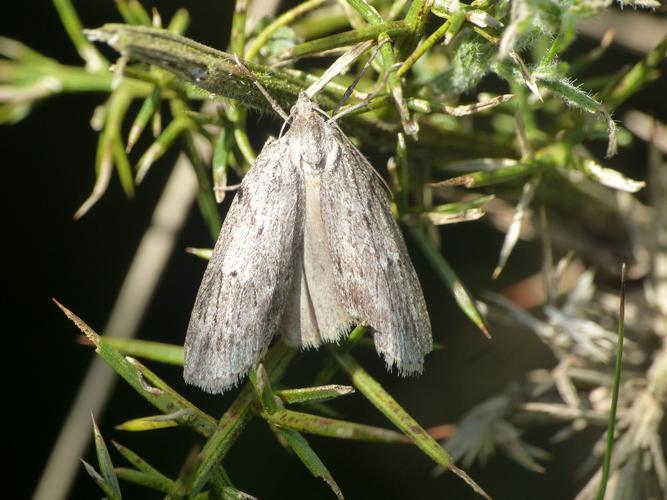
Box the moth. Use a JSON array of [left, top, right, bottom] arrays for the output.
[[185, 92, 432, 393]]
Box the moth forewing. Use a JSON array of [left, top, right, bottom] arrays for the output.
[[320, 127, 432, 374], [184, 138, 304, 393], [185, 93, 432, 393]]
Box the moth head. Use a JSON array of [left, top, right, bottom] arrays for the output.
[[291, 91, 318, 119]]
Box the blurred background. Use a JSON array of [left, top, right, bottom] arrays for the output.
[[3, 1, 666, 499]]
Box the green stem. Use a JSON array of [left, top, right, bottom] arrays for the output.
[[397, 10, 465, 78], [606, 35, 667, 110], [53, 0, 107, 70], [597, 265, 627, 500], [396, 0, 433, 57], [191, 342, 296, 494], [245, 0, 327, 60], [230, 0, 248, 56], [279, 21, 409, 60]]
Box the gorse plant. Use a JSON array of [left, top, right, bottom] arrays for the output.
[[4, 0, 666, 498]]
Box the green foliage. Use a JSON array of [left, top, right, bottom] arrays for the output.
[[5, 0, 666, 498]]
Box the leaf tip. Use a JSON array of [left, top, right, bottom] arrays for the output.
[[53, 298, 100, 346]]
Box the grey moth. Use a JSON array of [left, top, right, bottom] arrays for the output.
[[184, 92, 432, 393]]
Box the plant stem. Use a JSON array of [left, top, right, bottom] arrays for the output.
[[597, 264, 627, 500], [397, 10, 465, 78], [191, 342, 296, 494], [53, 0, 107, 70], [245, 0, 327, 60], [279, 21, 409, 60]]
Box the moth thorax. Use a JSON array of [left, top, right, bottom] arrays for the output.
[[290, 118, 327, 169]]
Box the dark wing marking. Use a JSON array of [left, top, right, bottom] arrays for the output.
[[185, 138, 303, 393], [320, 128, 432, 374]]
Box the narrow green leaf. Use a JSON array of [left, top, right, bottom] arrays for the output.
[[112, 440, 172, 484], [576, 158, 645, 193], [249, 363, 280, 414], [115, 415, 183, 431], [185, 247, 213, 260], [54, 300, 216, 437], [113, 138, 135, 198], [429, 195, 495, 214], [53, 0, 107, 71], [278, 21, 408, 60], [313, 324, 368, 386], [135, 116, 189, 184], [492, 176, 539, 279], [597, 264, 627, 500], [606, 35, 667, 109], [128, 0, 152, 26], [95, 336, 184, 366], [278, 429, 343, 500], [91, 415, 122, 498], [244, 0, 327, 60], [250, 363, 343, 499], [127, 86, 160, 152], [432, 160, 538, 189], [265, 408, 408, 444], [332, 351, 490, 499], [191, 343, 296, 494], [114, 468, 173, 493], [396, 0, 434, 57], [275, 385, 355, 405], [74, 87, 132, 219], [408, 228, 490, 338], [167, 8, 191, 35], [538, 77, 601, 114], [81, 459, 121, 500], [167, 446, 201, 500], [115, 1, 143, 26]]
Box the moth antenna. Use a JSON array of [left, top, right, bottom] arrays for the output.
[[305, 40, 374, 99], [332, 38, 389, 116], [329, 59, 399, 123], [233, 54, 290, 122], [213, 182, 241, 193], [314, 107, 332, 120]]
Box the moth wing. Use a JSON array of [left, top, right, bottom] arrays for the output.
[[321, 131, 432, 374], [185, 138, 303, 393]]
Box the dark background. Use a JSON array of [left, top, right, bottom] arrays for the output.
[[3, 2, 664, 499]]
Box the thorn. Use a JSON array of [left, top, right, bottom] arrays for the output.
[[53, 298, 100, 346]]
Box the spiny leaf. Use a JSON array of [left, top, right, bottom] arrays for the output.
[[493, 176, 539, 279], [135, 116, 190, 184], [114, 468, 173, 494], [433, 160, 538, 188], [408, 228, 490, 338], [81, 459, 121, 500], [191, 343, 296, 494], [576, 158, 645, 193], [186, 247, 214, 260], [264, 408, 409, 444], [115, 411, 194, 431], [91, 416, 122, 498], [92, 336, 184, 366], [332, 350, 490, 499], [275, 385, 355, 405], [54, 300, 216, 436], [127, 86, 161, 152], [112, 440, 172, 482], [250, 363, 343, 499], [74, 87, 132, 219], [277, 429, 343, 500]]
